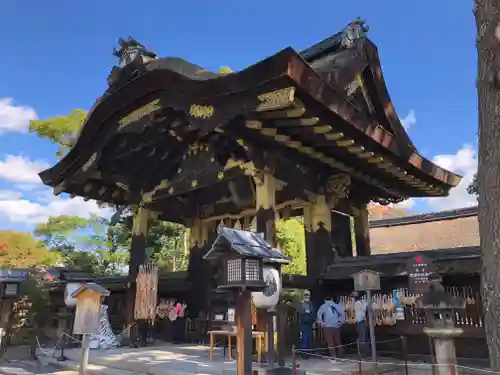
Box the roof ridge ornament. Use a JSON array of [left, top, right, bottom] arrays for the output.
[[112, 36, 157, 69], [340, 18, 369, 50]]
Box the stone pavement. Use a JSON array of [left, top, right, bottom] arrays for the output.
[[0, 358, 75, 375], [40, 343, 383, 375]]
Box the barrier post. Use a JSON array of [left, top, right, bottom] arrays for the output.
[[357, 339, 362, 375], [402, 336, 408, 375], [449, 361, 456, 375], [57, 333, 68, 361]]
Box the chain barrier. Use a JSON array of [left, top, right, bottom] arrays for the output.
[[295, 337, 403, 352], [291, 336, 499, 375], [35, 323, 135, 359]]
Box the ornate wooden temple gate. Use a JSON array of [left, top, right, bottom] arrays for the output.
[[39, 21, 461, 358]]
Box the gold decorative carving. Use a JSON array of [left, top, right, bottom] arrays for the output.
[[198, 204, 215, 219], [245, 120, 262, 129], [252, 170, 265, 186], [326, 174, 351, 199], [256, 87, 296, 112], [259, 98, 305, 119], [82, 152, 98, 172], [116, 182, 130, 191], [118, 99, 161, 129], [345, 77, 360, 96], [236, 138, 249, 150], [189, 104, 214, 119], [296, 164, 308, 174]]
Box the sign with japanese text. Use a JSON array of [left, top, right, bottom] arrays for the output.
[[406, 254, 436, 293]]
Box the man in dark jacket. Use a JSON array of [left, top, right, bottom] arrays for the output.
[[297, 290, 315, 358]]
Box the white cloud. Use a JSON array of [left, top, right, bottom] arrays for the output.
[[0, 155, 49, 184], [0, 98, 37, 134], [0, 153, 111, 225], [0, 190, 21, 201], [0, 192, 112, 224], [393, 198, 415, 210], [424, 144, 478, 211], [401, 110, 416, 130]]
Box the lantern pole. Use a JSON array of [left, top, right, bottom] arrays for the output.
[[236, 288, 253, 375], [366, 289, 377, 362], [79, 333, 90, 375]]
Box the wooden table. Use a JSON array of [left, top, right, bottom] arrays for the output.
[[208, 330, 264, 362]]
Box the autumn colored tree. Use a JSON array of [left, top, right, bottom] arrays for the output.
[[367, 203, 410, 220], [0, 231, 60, 268], [474, 0, 500, 369]]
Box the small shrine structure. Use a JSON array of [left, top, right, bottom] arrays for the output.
[[39, 20, 461, 356]]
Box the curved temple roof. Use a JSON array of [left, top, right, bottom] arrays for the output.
[[39, 23, 461, 214]]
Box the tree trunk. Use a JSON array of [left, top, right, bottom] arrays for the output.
[[475, 0, 500, 370]]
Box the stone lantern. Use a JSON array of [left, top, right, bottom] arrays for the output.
[[0, 269, 26, 351], [417, 275, 464, 375]]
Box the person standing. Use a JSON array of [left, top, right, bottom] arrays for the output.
[[353, 292, 369, 356], [317, 295, 345, 358], [298, 290, 315, 359]]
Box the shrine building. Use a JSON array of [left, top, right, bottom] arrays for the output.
[[39, 21, 461, 328]]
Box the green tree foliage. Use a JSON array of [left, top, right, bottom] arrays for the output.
[[150, 221, 188, 271], [10, 271, 51, 351], [115, 216, 189, 272], [276, 218, 306, 275], [0, 231, 60, 268], [468, 173, 478, 196], [29, 109, 87, 158], [219, 66, 233, 74], [34, 215, 129, 275], [29, 111, 188, 274]]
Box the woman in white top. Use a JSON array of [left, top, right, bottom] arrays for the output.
[[353, 292, 369, 356]]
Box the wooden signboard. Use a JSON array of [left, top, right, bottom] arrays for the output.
[[352, 269, 381, 291], [72, 283, 110, 335], [406, 254, 436, 293]]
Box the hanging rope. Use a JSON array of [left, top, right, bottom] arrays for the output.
[[134, 263, 159, 323]]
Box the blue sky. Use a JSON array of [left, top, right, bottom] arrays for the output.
[[0, 0, 478, 231]]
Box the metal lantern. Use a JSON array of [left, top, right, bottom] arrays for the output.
[[223, 256, 265, 290], [203, 226, 290, 291]]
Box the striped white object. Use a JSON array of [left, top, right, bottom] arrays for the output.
[[89, 305, 119, 349]]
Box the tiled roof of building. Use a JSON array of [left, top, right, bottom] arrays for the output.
[[369, 206, 479, 254]]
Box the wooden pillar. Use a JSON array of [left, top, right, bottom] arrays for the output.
[[354, 204, 371, 257], [253, 171, 283, 365], [303, 195, 334, 277], [187, 218, 213, 319], [254, 172, 277, 246], [126, 206, 152, 344]]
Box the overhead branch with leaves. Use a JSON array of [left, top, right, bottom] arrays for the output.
[[34, 215, 130, 275], [29, 109, 87, 158], [467, 173, 478, 196]]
